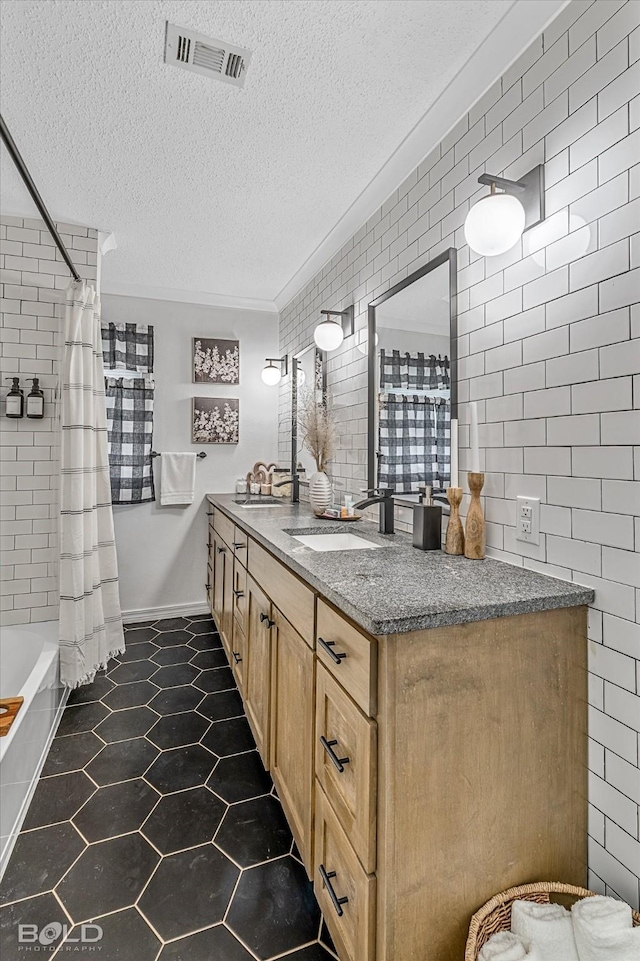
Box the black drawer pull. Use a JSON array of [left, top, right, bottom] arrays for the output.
[[233, 589, 245, 599], [319, 864, 348, 917], [320, 736, 350, 774], [233, 541, 246, 549], [318, 637, 347, 665], [205, 583, 211, 592], [232, 651, 242, 664], [216, 545, 226, 554], [259, 612, 275, 628]]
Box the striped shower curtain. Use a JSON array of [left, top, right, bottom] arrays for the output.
[[59, 282, 124, 687]]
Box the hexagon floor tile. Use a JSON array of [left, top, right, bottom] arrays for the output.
[[0, 617, 338, 961]]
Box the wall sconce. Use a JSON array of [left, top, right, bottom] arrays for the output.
[[464, 165, 545, 257], [313, 305, 354, 352], [261, 356, 288, 386]]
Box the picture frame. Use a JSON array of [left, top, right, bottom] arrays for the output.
[[192, 397, 239, 444], [193, 337, 239, 384]]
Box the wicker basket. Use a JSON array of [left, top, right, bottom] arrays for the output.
[[465, 881, 640, 961]]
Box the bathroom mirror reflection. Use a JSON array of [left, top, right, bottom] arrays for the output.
[[367, 248, 457, 505], [291, 343, 326, 480]]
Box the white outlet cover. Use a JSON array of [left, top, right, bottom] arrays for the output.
[[516, 495, 540, 546]]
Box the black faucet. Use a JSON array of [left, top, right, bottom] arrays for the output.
[[273, 473, 300, 503], [354, 487, 395, 534]]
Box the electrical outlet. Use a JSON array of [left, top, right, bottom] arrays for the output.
[[516, 495, 540, 545]]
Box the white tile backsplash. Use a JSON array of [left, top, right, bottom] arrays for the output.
[[278, 0, 640, 905]]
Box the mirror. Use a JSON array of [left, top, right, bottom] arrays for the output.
[[367, 248, 457, 504], [291, 344, 326, 481]]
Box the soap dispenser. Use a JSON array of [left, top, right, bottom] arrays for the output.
[[412, 485, 442, 551], [26, 378, 44, 419], [5, 377, 24, 419]]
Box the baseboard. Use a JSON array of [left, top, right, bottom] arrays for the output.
[[122, 601, 210, 624]]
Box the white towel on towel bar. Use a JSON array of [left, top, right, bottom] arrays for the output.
[[572, 895, 639, 961], [159, 453, 196, 506], [511, 899, 579, 960]]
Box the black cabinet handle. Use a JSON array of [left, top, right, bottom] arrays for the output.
[[320, 736, 350, 774], [205, 583, 211, 592], [232, 651, 242, 664], [259, 612, 275, 628], [319, 864, 348, 917], [233, 542, 246, 549], [216, 546, 226, 554], [232, 589, 245, 599], [318, 637, 347, 665]]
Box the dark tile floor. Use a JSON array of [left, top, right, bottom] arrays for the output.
[[0, 615, 338, 961]]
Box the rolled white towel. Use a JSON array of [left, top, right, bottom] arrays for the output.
[[511, 899, 579, 960], [572, 895, 639, 961], [478, 930, 540, 961]]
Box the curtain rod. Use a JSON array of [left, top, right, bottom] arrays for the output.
[[0, 113, 81, 283]]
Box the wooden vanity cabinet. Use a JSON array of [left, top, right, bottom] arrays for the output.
[[269, 605, 315, 875], [207, 502, 588, 961]]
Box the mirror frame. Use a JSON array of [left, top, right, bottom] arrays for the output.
[[367, 247, 458, 496], [291, 344, 327, 484]]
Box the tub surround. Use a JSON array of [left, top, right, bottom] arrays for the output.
[[206, 494, 592, 961], [206, 494, 593, 635]]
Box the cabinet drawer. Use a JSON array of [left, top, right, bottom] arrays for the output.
[[232, 525, 249, 566], [316, 663, 377, 873], [213, 510, 235, 549], [233, 562, 247, 634], [314, 784, 376, 961], [248, 540, 315, 645], [316, 600, 377, 716]]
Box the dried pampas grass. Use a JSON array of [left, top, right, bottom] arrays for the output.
[[298, 388, 337, 473]]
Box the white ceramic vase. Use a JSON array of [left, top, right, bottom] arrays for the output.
[[309, 471, 332, 516]]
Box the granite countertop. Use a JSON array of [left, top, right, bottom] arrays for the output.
[[207, 494, 594, 636]]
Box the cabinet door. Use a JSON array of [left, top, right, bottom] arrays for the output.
[[244, 576, 273, 766], [231, 620, 246, 695], [212, 535, 229, 653], [222, 546, 235, 645], [270, 607, 315, 875], [232, 562, 247, 636]]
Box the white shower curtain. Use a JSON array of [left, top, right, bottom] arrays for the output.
[[59, 281, 125, 687]]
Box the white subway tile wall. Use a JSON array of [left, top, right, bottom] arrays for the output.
[[279, 0, 640, 907], [0, 216, 98, 625]]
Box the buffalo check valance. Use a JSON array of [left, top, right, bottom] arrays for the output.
[[101, 323, 155, 504]]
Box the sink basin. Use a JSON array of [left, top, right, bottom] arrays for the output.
[[291, 532, 381, 552], [234, 497, 284, 508]]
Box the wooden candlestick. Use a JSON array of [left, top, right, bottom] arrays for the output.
[[445, 487, 464, 555], [464, 472, 485, 560]]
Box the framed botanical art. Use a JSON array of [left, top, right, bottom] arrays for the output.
[[193, 337, 239, 384], [193, 397, 239, 444]]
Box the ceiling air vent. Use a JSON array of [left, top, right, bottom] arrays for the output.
[[164, 22, 251, 88]]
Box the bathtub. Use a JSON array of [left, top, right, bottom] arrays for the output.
[[0, 621, 67, 878]]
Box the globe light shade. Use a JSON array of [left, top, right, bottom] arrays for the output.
[[464, 192, 526, 257], [261, 363, 282, 386], [314, 318, 344, 351]]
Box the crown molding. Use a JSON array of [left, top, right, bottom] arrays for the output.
[[274, 0, 569, 312], [102, 281, 278, 314]]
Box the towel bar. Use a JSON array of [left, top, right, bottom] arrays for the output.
[[150, 451, 207, 459]]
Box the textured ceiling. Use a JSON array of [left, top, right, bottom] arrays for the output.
[[0, 0, 514, 303]]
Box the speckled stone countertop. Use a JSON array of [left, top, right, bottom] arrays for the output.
[[207, 494, 594, 636]]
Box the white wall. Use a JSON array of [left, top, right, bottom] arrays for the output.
[[278, 0, 640, 908], [101, 294, 279, 620], [0, 215, 98, 625]]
